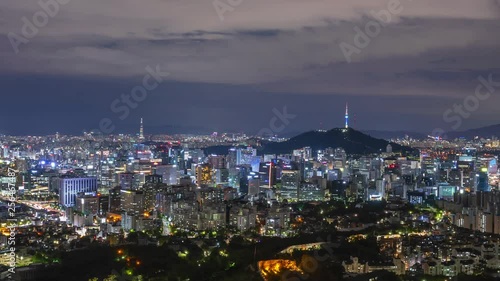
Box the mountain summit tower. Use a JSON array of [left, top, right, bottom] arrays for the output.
[[345, 103, 349, 129]]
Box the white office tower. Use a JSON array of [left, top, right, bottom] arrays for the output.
[[57, 177, 98, 207]]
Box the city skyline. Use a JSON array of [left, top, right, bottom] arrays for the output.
[[1, 113, 500, 138], [1, 2, 500, 280]]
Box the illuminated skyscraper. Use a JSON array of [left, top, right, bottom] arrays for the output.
[[281, 170, 300, 201], [475, 172, 490, 192], [75, 192, 99, 215], [139, 118, 145, 140], [196, 163, 215, 186], [121, 189, 144, 215], [208, 155, 226, 169], [236, 147, 257, 165], [154, 165, 178, 185], [108, 186, 122, 213], [57, 177, 98, 207], [345, 102, 349, 129], [116, 172, 137, 190]]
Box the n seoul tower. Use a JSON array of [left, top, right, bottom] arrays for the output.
[[345, 102, 349, 129]]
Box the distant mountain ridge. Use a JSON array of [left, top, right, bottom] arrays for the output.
[[447, 124, 500, 139], [362, 123, 500, 140], [362, 130, 427, 140], [259, 128, 416, 155]]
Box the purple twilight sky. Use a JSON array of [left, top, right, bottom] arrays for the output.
[[0, 0, 500, 135]]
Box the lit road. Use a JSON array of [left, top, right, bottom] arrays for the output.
[[0, 197, 63, 216]]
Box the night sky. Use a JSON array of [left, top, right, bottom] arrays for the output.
[[1, 0, 500, 136]]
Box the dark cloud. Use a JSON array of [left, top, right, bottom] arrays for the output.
[[0, 0, 499, 134]]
